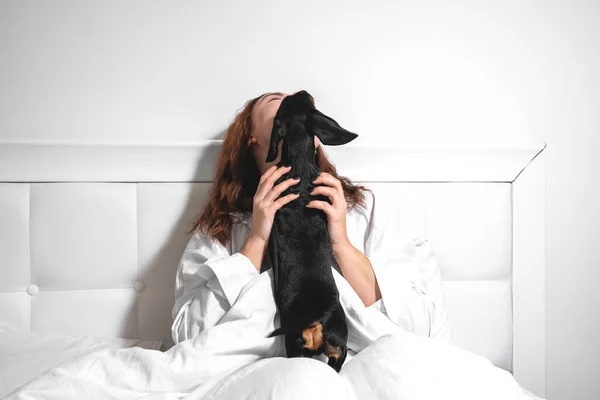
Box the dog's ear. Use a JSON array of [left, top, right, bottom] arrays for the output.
[[265, 118, 286, 162], [312, 109, 358, 146]]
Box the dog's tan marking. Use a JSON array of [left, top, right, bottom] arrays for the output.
[[324, 343, 343, 360], [302, 322, 323, 351]]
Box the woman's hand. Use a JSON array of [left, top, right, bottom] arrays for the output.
[[242, 165, 300, 271], [250, 165, 300, 243], [306, 172, 351, 248], [307, 172, 382, 305]]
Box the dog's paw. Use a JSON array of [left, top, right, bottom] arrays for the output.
[[323, 343, 343, 360], [325, 343, 347, 372]]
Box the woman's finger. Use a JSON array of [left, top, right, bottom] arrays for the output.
[[270, 192, 300, 211], [265, 177, 300, 203], [259, 165, 279, 184], [306, 200, 334, 216], [256, 165, 291, 200], [312, 172, 343, 194], [309, 186, 338, 205], [265, 165, 292, 187]]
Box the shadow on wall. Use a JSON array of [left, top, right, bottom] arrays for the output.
[[124, 131, 228, 351], [211, 129, 227, 140]]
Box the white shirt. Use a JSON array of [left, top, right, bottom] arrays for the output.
[[171, 190, 451, 349]]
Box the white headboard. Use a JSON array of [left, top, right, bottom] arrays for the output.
[[0, 142, 546, 397]]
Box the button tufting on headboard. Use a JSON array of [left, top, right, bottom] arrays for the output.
[[135, 282, 146, 292], [26, 284, 39, 296], [0, 180, 513, 369]]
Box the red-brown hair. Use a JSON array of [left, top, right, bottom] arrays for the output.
[[187, 92, 370, 246]]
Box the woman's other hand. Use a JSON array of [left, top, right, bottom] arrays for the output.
[[306, 172, 350, 248]]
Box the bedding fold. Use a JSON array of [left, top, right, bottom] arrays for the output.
[[6, 269, 542, 400]]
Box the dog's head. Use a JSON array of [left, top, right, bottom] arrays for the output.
[[265, 90, 358, 168]]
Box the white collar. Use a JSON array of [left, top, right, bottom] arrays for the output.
[[228, 211, 252, 227]]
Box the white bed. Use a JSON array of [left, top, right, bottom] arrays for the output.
[[0, 141, 546, 399]]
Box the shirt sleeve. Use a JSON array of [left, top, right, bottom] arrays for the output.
[[362, 191, 452, 343], [171, 230, 259, 344]]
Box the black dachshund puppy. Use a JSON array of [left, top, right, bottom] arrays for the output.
[[260, 90, 358, 372]]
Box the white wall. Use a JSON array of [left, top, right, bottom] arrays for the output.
[[1, 1, 598, 398]]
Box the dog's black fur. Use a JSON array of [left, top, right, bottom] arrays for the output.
[[260, 90, 358, 372]]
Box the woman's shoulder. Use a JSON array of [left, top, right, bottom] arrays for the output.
[[347, 188, 383, 228], [186, 211, 252, 254], [184, 226, 234, 259], [186, 229, 220, 249], [350, 187, 379, 214]]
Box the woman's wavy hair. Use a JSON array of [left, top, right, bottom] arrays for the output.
[[188, 92, 370, 246]]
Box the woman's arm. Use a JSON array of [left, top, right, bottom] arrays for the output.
[[331, 241, 381, 307], [362, 192, 452, 342], [309, 176, 451, 341], [173, 165, 301, 343], [307, 172, 383, 307], [171, 230, 259, 344]]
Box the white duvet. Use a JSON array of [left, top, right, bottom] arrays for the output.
[[6, 269, 542, 400]]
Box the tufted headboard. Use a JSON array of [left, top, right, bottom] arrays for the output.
[[0, 141, 546, 396]]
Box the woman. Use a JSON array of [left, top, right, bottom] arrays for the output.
[[171, 91, 451, 351]]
